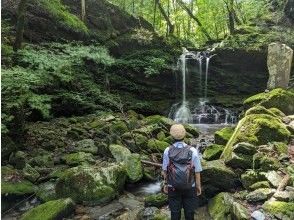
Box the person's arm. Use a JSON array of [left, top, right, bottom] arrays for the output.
[[162, 147, 169, 194], [195, 172, 201, 196], [192, 148, 202, 196]]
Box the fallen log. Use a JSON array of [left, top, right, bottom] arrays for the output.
[[141, 160, 162, 168]]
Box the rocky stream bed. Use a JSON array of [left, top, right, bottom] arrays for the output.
[[1, 88, 294, 220]]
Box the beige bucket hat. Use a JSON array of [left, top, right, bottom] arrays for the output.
[[170, 124, 186, 140]]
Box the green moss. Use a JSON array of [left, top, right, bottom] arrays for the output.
[[221, 113, 291, 164], [244, 88, 294, 115], [268, 108, 286, 118], [263, 201, 294, 219], [156, 131, 166, 141], [147, 139, 170, 152], [55, 164, 126, 204], [143, 115, 174, 127], [109, 121, 129, 135], [38, 0, 88, 33], [208, 192, 233, 220], [62, 152, 95, 166], [145, 193, 168, 208], [271, 142, 288, 154], [125, 153, 143, 183], [20, 198, 75, 220], [2, 181, 37, 196], [203, 144, 224, 161], [183, 124, 199, 137], [246, 188, 274, 202], [249, 181, 270, 190], [245, 105, 278, 117], [109, 144, 131, 162], [241, 170, 266, 189], [214, 127, 235, 145], [253, 152, 281, 171]]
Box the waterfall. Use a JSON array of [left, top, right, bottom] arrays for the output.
[[169, 48, 239, 125]]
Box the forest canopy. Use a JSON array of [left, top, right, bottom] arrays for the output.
[[110, 0, 287, 45]]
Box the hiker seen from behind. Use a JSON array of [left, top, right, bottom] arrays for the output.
[[162, 124, 202, 220]]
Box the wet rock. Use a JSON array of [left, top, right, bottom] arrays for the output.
[[264, 170, 283, 188], [243, 88, 294, 115], [74, 139, 98, 154], [36, 181, 57, 202], [246, 188, 275, 203], [214, 127, 234, 145], [62, 152, 95, 166], [251, 210, 265, 220], [20, 198, 75, 220], [267, 43, 293, 90], [144, 193, 168, 208], [22, 163, 40, 182], [203, 144, 224, 161], [55, 164, 126, 204], [262, 200, 294, 220]]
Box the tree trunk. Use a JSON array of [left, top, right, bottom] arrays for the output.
[[81, 0, 86, 22], [176, 0, 212, 41], [156, 0, 174, 34], [13, 0, 28, 51]]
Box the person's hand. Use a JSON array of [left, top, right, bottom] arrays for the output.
[[163, 185, 168, 194], [196, 186, 202, 196]]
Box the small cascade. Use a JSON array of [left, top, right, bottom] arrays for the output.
[[169, 99, 239, 124]]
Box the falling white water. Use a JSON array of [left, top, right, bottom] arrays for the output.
[[180, 53, 187, 103]]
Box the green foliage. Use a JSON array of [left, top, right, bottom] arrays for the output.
[[2, 43, 118, 134], [37, 0, 88, 33]]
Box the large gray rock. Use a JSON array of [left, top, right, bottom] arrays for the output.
[[267, 43, 293, 89]]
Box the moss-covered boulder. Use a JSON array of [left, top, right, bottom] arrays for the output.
[[249, 181, 271, 190], [245, 188, 275, 203], [203, 144, 224, 161], [121, 132, 148, 152], [223, 142, 256, 169], [241, 170, 266, 189], [145, 193, 168, 208], [109, 144, 143, 182], [244, 88, 294, 115], [253, 152, 281, 171], [142, 115, 174, 128], [231, 201, 250, 220], [202, 160, 238, 197], [20, 198, 75, 220], [55, 164, 126, 204], [245, 105, 284, 118], [208, 192, 234, 220], [109, 121, 129, 134], [214, 127, 235, 145], [125, 153, 143, 182], [221, 113, 291, 166], [262, 201, 294, 220], [8, 151, 28, 169], [29, 150, 54, 167], [1, 136, 17, 160], [183, 124, 199, 137], [1, 166, 37, 197], [61, 152, 95, 166], [147, 139, 170, 152], [109, 144, 131, 161], [74, 139, 98, 154], [36, 181, 57, 202], [22, 163, 40, 182]]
